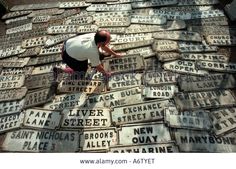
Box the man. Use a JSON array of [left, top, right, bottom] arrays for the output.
[[54, 30, 122, 79]]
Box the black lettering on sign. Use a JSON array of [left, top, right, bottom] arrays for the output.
[[112, 33, 152, 44], [152, 40, 179, 52], [144, 71, 178, 85], [152, 9, 191, 20], [0, 67, 34, 76], [21, 36, 48, 48], [112, 39, 154, 51], [191, 9, 225, 20], [6, 23, 32, 34], [0, 74, 25, 90], [86, 4, 132, 12], [0, 87, 27, 102], [2, 10, 32, 19], [178, 42, 218, 52], [131, 15, 166, 25], [0, 58, 30, 68], [59, 1, 91, 8], [0, 99, 25, 116], [19, 47, 41, 57], [174, 129, 236, 152], [47, 25, 78, 34], [143, 85, 177, 99], [80, 129, 117, 151], [131, 0, 177, 8], [0, 113, 24, 134], [1, 129, 79, 152], [126, 46, 155, 58], [25, 73, 54, 89], [0, 45, 26, 59], [45, 34, 76, 47], [96, 17, 131, 27], [28, 8, 65, 17], [111, 100, 170, 125], [118, 123, 171, 145], [110, 143, 179, 153], [65, 16, 93, 25], [178, 0, 219, 6], [198, 61, 236, 72], [181, 53, 229, 62], [39, 44, 62, 56]]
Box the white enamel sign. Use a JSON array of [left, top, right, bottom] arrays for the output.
[[86, 4, 132, 12], [131, 15, 166, 25], [198, 61, 236, 72], [45, 34, 76, 47], [0, 99, 25, 116], [181, 53, 229, 62], [144, 71, 178, 85], [0, 113, 24, 134], [0, 87, 27, 102], [143, 85, 177, 99], [152, 40, 179, 52], [0, 74, 25, 90], [6, 23, 32, 34]]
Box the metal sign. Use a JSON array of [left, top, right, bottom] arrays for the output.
[[108, 73, 142, 91], [24, 87, 55, 109], [177, 0, 219, 5], [32, 15, 51, 23], [174, 90, 236, 110], [0, 46, 26, 59], [77, 25, 98, 34], [118, 123, 172, 145], [151, 9, 191, 20], [31, 62, 66, 75], [27, 54, 62, 66], [174, 129, 236, 152], [93, 11, 131, 19], [22, 36, 48, 48], [165, 106, 212, 130], [1, 129, 79, 152], [43, 93, 87, 111], [179, 74, 236, 91], [211, 108, 236, 136], [143, 85, 177, 99], [0, 74, 25, 90], [2, 10, 32, 19], [6, 23, 32, 34], [0, 113, 24, 134], [157, 52, 181, 62], [47, 25, 78, 34], [0, 57, 30, 68], [131, 0, 177, 8], [191, 9, 225, 19], [19, 47, 41, 57], [103, 54, 145, 73], [5, 16, 28, 25], [0, 99, 25, 116], [98, 27, 126, 34], [152, 40, 179, 52], [25, 73, 54, 89], [111, 99, 170, 125], [39, 44, 62, 56], [10, 2, 59, 11], [144, 71, 178, 85], [65, 16, 94, 25], [86, 4, 132, 12], [28, 8, 65, 17], [109, 143, 179, 153], [178, 42, 218, 53], [153, 31, 202, 42], [0, 87, 27, 102], [95, 17, 131, 27], [112, 39, 154, 51], [23, 108, 61, 130], [186, 17, 229, 26], [45, 34, 76, 47], [86, 87, 143, 108], [112, 33, 152, 44], [0, 67, 34, 76], [61, 108, 111, 128], [131, 15, 166, 25], [59, 1, 91, 8], [198, 61, 236, 73], [126, 46, 155, 58], [206, 35, 236, 46], [181, 53, 229, 62]]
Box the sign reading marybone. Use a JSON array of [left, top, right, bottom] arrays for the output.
[[1, 129, 79, 152]]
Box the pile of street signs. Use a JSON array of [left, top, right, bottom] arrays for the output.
[[0, 0, 236, 153]]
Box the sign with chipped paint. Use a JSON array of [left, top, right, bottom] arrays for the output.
[[1, 129, 79, 152], [59, 1, 91, 8], [22, 36, 48, 48], [181, 53, 229, 62], [211, 108, 236, 136], [108, 73, 142, 90], [174, 129, 236, 152], [47, 25, 78, 34], [112, 39, 154, 51], [80, 128, 117, 151], [86, 87, 143, 108], [144, 71, 178, 85], [0, 99, 25, 116], [112, 33, 152, 44], [45, 34, 76, 47], [179, 74, 236, 91], [191, 9, 225, 19], [153, 31, 202, 42], [0, 58, 30, 68], [95, 17, 131, 27], [143, 85, 177, 99], [110, 143, 179, 153], [118, 123, 171, 145], [2, 10, 32, 19], [157, 52, 180, 62], [165, 106, 212, 130], [65, 16, 93, 25], [32, 15, 51, 23], [126, 46, 155, 58], [61, 108, 111, 128], [198, 61, 236, 72], [86, 4, 132, 12], [131, 0, 177, 8], [103, 54, 145, 73], [6, 23, 32, 34], [43, 93, 87, 111], [178, 42, 218, 53], [111, 100, 170, 125], [0, 87, 27, 102], [0, 46, 26, 59], [39, 44, 62, 56], [25, 73, 54, 89], [0, 113, 24, 134], [77, 25, 98, 34], [131, 15, 166, 25], [0, 74, 25, 90], [23, 109, 61, 130], [24, 87, 55, 109], [19, 47, 41, 57], [28, 8, 65, 17], [174, 90, 236, 110], [206, 35, 236, 46], [152, 40, 179, 52]]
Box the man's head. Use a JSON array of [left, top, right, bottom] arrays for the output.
[[94, 30, 111, 46]]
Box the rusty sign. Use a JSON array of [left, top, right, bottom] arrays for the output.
[[144, 71, 178, 85], [163, 60, 209, 76], [79, 128, 118, 151], [19, 47, 41, 57], [198, 61, 236, 73], [65, 16, 94, 25], [131, 0, 177, 8], [6, 23, 32, 34], [143, 85, 177, 99], [28, 8, 65, 17], [61, 108, 111, 128], [103, 54, 145, 73], [86, 87, 143, 108], [112, 39, 154, 51], [57, 79, 105, 94], [111, 99, 170, 125], [0, 113, 24, 134], [32, 15, 51, 23], [109, 143, 179, 153], [157, 52, 181, 62], [179, 74, 236, 91], [95, 16, 131, 27], [152, 40, 179, 52], [27, 54, 62, 66], [77, 25, 98, 34], [126, 46, 155, 58], [43, 93, 87, 111], [174, 90, 236, 111], [59, 1, 91, 8], [1, 129, 79, 152], [165, 106, 212, 130], [178, 42, 218, 53], [206, 35, 236, 46], [24, 87, 55, 109], [2, 10, 32, 19], [45, 34, 76, 47], [0, 74, 25, 90], [0, 57, 30, 68], [118, 123, 172, 145], [22, 36, 48, 48], [108, 73, 142, 91], [153, 31, 202, 42], [25, 73, 55, 89], [210, 108, 236, 136], [174, 129, 236, 152], [131, 15, 166, 25], [23, 108, 61, 130], [181, 53, 229, 62], [0, 87, 27, 102], [39, 44, 62, 56], [0, 46, 26, 59], [47, 25, 78, 34], [86, 4, 132, 11], [112, 33, 152, 44], [0, 99, 25, 116]]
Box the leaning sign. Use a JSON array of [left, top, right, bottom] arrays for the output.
[[198, 61, 236, 73]]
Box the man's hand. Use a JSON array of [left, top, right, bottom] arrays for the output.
[[114, 53, 123, 58]]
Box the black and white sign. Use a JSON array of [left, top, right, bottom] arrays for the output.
[[65, 16, 94, 25], [86, 0, 118, 2], [157, 52, 181, 62], [28, 8, 65, 17], [39, 44, 62, 56], [6, 23, 32, 34], [143, 85, 177, 99], [151, 9, 191, 20], [25, 73, 54, 89], [5, 16, 28, 25], [98, 27, 126, 34], [95, 17, 131, 27], [10, 2, 59, 11], [198, 61, 236, 73], [22, 36, 48, 48], [0, 67, 33, 76], [181, 53, 229, 62], [131, 15, 166, 25], [27, 54, 62, 66], [32, 15, 51, 23], [59, 1, 91, 8], [86, 4, 132, 11], [112, 33, 152, 44], [144, 57, 161, 70], [0, 113, 24, 134], [177, 0, 219, 6], [144, 71, 178, 85], [45, 34, 76, 47], [0, 74, 25, 90], [178, 42, 218, 53], [206, 35, 236, 46], [31, 62, 66, 75], [0, 87, 27, 102], [0, 58, 30, 68], [19, 47, 41, 57], [47, 25, 78, 34], [0, 46, 26, 59], [2, 10, 32, 19], [0, 99, 25, 116], [131, 0, 177, 8], [77, 25, 98, 34], [191, 9, 225, 20], [152, 40, 179, 52], [112, 39, 154, 51], [126, 46, 155, 58]]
